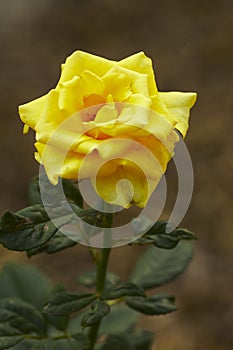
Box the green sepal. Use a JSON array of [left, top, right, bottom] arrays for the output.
[[126, 294, 177, 315]]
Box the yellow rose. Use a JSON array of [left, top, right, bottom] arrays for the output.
[[18, 51, 196, 208]]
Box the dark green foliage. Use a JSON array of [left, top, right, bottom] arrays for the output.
[[81, 300, 110, 328], [0, 298, 46, 334], [43, 284, 69, 331], [27, 231, 77, 257], [130, 241, 193, 289], [44, 291, 96, 316], [0, 335, 23, 350], [101, 334, 132, 350], [132, 220, 196, 249], [126, 294, 177, 315], [0, 174, 196, 350], [0, 205, 57, 251], [104, 282, 145, 300], [128, 329, 154, 350], [68, 333, 90, 350], [0, 264, 52, 309]]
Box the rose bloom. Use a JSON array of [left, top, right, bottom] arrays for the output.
[[19, 51, 196, 208]]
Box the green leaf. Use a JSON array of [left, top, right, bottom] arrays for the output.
[[132, 220, 196, 249], [130, 241, 193, 288], [0, 263, 52, 309], [99, 304, 139, 335], [105, 282, 145, 300], [68, 333, 90, 349], [44, 285, 69, 331], [12, 339, 70, 350], [0, 324, 20, 337], [3, 333, 89, 350], [101, 334, 132, 350], [0, 336, 23, 350], [126, 294, 177, 315], [0, 298, 46, 334], [78, 271, 120, 289], [30, 339, 56, 350], [8, 339, 57, 350], [128, 329, 154, 350], [27, 231, 77, 257], [0, 205, 58, 251], [81, 300, 110, 328], [44, 292, 96, 316], [68, 303, 139, 336]]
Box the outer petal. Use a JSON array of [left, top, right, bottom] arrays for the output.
[[36, 90, 66, 132], [93, 162, 150, 208], [58, 51, 115, 84], [119, 52, 157, 96], [159, 92, 197, 137], [92, 134, 171, 208], [58, 76, 83, 115], [36, 128, 101, 155], [35, 141, 119, 185], [18, 94, 47, 131]]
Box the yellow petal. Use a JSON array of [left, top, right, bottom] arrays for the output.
[[125, 94, 152, 109], [35, 142, 86, 184], [94, 104, 118, 124], [23, 124, 30, 134], [102, 68, 132, 101], [119, 51, 157, 96], [159, 92, 197, 137], [36, 127, 101, 155], [93, 160, 154, 208], [36, 90, 66, 132], [137, 133, 178, 172], [18, 94, 47, 131], [58, 50, 115, 84], [81, 70, 105, 96], [58, 76, 83, 114], [105, 66, 149, 97]]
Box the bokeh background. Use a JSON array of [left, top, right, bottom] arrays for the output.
[[0, 0, 233, 349]]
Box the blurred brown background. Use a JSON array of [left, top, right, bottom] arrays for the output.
[[0, 0, 233, 349]]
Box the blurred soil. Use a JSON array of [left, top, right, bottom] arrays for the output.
[[0, 0, 233, 349]]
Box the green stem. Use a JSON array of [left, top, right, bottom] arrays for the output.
[[96, 248, 111, 296], [88, 247, 111, 349], [88, 208, 114, 349]]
